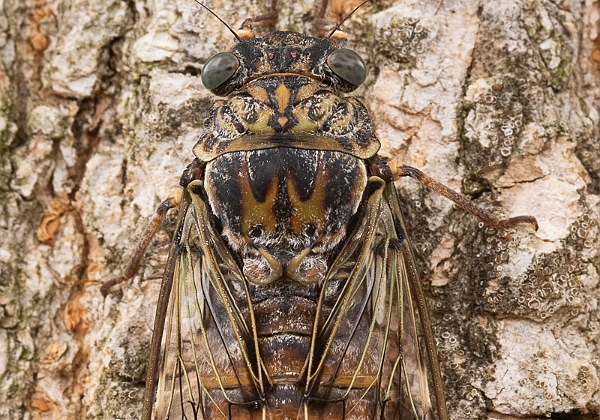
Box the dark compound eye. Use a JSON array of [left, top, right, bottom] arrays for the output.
[[326, 48, 367, 87], [201, 52, 240, 91]]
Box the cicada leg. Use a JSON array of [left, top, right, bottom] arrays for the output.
[[313, 0, 370, 38], [236, 0, 369, 39], [313, 0, 334, 37], [100, 190, 182, 296], [237, 0, 278, 36], [385, 160, 539, 231]]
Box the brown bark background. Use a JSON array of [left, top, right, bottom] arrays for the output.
[[0, 0, 598, 418]]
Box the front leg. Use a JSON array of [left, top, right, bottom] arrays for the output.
[[100, 190, 181, 297], [366, 156, 538, 230]]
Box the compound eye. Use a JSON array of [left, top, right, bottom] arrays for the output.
[[326, 48, 367, 86], [201, 52, 240, 91]]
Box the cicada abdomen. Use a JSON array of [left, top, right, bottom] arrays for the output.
[[145, 28, 448, 420]]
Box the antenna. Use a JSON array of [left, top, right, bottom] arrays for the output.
[[327, 0, 370, 38], [192, 0, 241, 42]]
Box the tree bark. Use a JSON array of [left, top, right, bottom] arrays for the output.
[[0, 0, 598, 419]]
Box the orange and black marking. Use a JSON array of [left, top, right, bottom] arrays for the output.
[[191, 30, 379, 289], [204, 149, 367, 285]]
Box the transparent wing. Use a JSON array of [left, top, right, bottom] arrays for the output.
[[143, 183, 265, 420], [305, 180, 448, 419], [386, 183, 448, 420]]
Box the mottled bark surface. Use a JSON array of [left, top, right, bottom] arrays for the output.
[[0, 0, 598, 419]]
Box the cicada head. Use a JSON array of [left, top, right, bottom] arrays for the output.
[[201, 30, 367, 96]]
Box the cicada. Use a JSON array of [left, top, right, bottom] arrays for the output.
[[102, 2, 537, 419]]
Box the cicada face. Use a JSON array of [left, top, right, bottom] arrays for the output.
[[145, 26, 447, 420]]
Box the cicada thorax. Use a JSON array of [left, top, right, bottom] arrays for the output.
[[205, 148, 367, 285]]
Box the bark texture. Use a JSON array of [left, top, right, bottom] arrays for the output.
[[0, 0, 598, 419]]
